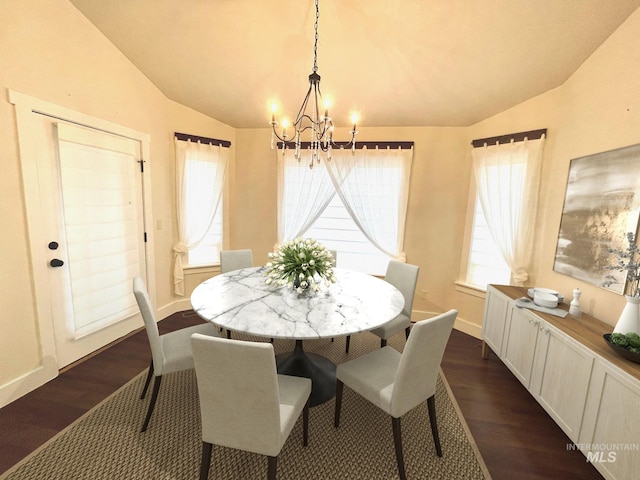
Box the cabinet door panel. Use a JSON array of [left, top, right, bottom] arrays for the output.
[[582, 363, 640, 480], [503, 307, 539, 387], [533, 325, 593, 441], [482, 287, 509, 356]]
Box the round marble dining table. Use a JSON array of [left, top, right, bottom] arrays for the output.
[[191, 266, 404, 405]]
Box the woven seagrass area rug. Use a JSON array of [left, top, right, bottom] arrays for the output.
[[2, 331, 491, 480]]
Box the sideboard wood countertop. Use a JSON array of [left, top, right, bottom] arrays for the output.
[[491, 284, 640, 381]]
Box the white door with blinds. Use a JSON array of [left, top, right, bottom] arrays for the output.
[[8, 90, 153, 404], [49, 123, 146, 366]]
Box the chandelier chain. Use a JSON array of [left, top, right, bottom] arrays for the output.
[[313, 0, 319, 74]]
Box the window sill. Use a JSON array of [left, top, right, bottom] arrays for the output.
[[454, 281, 487, 299], [184, 264, 221, 275]]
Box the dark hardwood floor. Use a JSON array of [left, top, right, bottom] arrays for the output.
[[0, 311, 603, 479]]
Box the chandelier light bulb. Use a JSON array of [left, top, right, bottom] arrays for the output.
[[350, 112, 359, 131], [323, 98, 331, 120]]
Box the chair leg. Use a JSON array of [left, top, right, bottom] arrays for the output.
[[141, 375, 162, 432], [380, 338, 387, 348], [267, 456, 277, 480], [405, 326, 411, 340], [334, 380, 344, 427], [391, 417, 407, 480], [140, 359, 154, 399], [226, 330, 232, 339], [427, 395, 443, 456], [302, 399, 310, 447], [345, 335, 351, 353], [199, 442, 212, 480]]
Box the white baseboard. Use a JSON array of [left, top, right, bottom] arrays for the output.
[[0, 299, 192, 409], [157, 298, 193, 321], [413, 309, 482, 339], [453, 317, 482, 339], [0, 359, 58, 409]]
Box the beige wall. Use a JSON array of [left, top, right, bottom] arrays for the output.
[[2, 0, 639, 403], [466, 6, 640, 327], [0, 0, 234, 393]]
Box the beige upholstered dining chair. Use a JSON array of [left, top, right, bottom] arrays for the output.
[[219, 249, 254, 338], [345, 260, 419, 353], [219, 248, 254, 273], [191, 333, 311, 480], [334, 310, 457, 480], [132, 277, 219, 432]]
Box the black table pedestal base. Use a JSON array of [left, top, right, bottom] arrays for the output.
[[276, 340, 336, 407]]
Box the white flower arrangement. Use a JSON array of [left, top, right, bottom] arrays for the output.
[[264, 238, 336, 293]]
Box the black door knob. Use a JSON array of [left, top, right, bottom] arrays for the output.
[[50, 259, 64, 268]]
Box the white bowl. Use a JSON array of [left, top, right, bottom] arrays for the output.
[[528, 287, 563, 303], [534, 291, 559, 309], [535, 287, 559, 296]]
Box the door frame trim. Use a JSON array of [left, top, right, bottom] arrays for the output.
[[4, 89, 155, 407]]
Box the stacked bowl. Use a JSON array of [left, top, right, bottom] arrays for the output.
[[533, 291, 559, 309]]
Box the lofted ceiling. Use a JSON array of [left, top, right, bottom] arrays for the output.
[[69, 0, 640, 129]]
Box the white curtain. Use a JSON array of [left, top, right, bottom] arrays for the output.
[[325, 146, 413, 260], [276, 149, 336, 243], [277, 145, 413, 261], [173, 138, 229, 295], [472, 136, 545, 286]]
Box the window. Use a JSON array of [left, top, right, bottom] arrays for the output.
[[466, 194, 511, 288], [463, 132, 545, 289], [173, 135, 229, 295], [279, 144, 413, 276], [187, 200, 223, 266], [305, 195, 391, 275]]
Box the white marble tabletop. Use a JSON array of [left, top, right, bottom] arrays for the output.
[[191, 266, 405, 340]]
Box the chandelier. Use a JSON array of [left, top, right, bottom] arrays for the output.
[[270, 0, 358, 168]]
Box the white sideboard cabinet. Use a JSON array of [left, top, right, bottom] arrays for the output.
[[482, 285, 640, 480], [503, 306, 541, 388]]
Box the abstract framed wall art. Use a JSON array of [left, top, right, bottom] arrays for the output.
[[553, 143, 640, 294]]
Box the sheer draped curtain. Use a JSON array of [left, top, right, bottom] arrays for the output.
[[471, 137, 545, 286], [277, 145, 413, 261], [325, 146, 413, 261], [276, 150, 336, 243], [173, 139, 229, 295]]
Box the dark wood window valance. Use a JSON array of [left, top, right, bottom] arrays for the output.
[[471, 129, 546, 148], [174, 132, 231, 148], [276, 141, 414, 150]]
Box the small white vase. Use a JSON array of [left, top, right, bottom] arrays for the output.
[[613, 295, 640, 334]]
